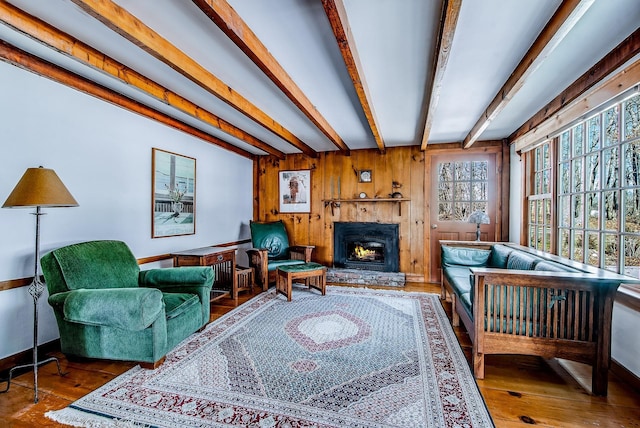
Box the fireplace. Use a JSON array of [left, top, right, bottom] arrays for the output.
[[333, 222, 399, 272]]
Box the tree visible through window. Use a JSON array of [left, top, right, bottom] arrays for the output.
[[437, 161, 488, 221], [528, 142, 553, 252], [553, 94, 640, 278]]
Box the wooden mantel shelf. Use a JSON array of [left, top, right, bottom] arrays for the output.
[[322, 197, 410, 215]]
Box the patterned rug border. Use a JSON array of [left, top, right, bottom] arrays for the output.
[[46, 285, 494, 428]]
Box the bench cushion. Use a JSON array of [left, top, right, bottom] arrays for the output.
[[506, 251, 543, 270], [534, 260, 582, 273], [441, 246, 490, 267], [277, 262, 325, 273], [488, 244, 513, 268]]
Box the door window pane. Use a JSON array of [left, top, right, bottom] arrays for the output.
[[438, 161, 489, 221]]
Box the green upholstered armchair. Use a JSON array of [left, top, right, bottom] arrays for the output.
[[41, 240, 214, 369], [246, 220, 314, 290]]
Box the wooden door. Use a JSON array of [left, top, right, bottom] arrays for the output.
[[429, 153, 497, 281]]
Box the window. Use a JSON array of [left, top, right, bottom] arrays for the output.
[[528, 142, 553, 252], [437, 161, 488, 221], [527, 92, 640, 279]]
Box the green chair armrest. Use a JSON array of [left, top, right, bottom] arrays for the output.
[[49, 288, 164, 331], [138, 267, 214, 290]]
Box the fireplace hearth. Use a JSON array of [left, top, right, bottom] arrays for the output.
[[333, 222, 399, 272]]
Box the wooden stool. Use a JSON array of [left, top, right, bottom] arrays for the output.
[[276, 262, 326, 301], [235, 266, 255, 303]]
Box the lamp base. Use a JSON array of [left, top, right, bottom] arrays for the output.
[[0, 274, 68, 403], [0, 355, 67, 402]]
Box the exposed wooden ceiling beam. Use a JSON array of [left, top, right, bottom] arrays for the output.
[[70, 0, 317, 158], [0, 40, 255, 159], [0, 1, 285, 159], [462, 0, 595, 149], [420, 0, 462, 150], [511, 27, 640, 144], [321, 0, 385, 153], [192, 0, 350, 154]]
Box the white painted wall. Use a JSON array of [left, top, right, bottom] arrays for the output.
[[0, 62, 253, 359], [508, 144, 522, 244]]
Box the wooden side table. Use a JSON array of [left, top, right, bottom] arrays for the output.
[[235, 265, 255, 300], [171, 246, 238, 305]]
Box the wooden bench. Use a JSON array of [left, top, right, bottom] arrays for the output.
[[440, 240, 640, 396], [275, 263, 326, 301]]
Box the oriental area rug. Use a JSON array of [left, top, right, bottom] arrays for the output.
[[46, 286, 493, 427]]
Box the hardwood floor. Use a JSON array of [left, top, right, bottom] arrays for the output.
[[1, 282, 639, 427]]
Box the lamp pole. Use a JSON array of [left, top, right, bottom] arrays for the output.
[[1, 207, 66, 403], [0, 166, 77, 403]]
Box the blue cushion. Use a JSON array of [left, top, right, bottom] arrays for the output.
[[489, 244, 513, 268], [534, 260, 581, 273], [506, 251, 543, 270], [441, 246, 490, 267]]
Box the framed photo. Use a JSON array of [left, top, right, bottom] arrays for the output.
[[359, 169, 372, 183], [152, 148, 196, 238], [279, 170, 311, 213]]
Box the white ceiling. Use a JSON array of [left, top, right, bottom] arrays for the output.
[[2, 0, 639, 156]]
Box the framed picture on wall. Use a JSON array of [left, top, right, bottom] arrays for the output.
[[279, 169, 311, 213], [152, 148, 196, 238]]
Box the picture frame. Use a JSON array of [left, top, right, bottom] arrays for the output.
[[152, 148, 196, 238], [358, 169, 372, 183], [279, 169, 311, 213]]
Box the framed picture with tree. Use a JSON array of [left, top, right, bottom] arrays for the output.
[[152, 148, 196, 237]]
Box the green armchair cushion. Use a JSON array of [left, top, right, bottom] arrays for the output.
[[163, 293, 200, 320], [250, 220, 290, 259]]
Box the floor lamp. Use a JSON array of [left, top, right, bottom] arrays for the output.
[[1, 166, 78, 403]]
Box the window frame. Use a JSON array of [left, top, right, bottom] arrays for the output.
[[524, 90, 640, 280]]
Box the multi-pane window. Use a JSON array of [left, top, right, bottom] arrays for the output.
[[528, 142, 552, 252], [437, 161, 488, 221], [555, 94, 640, 278]]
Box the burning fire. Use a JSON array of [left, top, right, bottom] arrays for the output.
[[354, 245, 376, 259]]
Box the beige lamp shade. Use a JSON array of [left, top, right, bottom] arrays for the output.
[[2, 166, 78, 208]]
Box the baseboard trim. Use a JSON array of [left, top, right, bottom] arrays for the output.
[[0, 339, 60, 374], [611, 358, 640, 393]]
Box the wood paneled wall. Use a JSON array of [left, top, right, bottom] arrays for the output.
[[254, 146, 427, 280]]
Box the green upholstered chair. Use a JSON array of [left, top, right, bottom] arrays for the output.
[[41, 240, 213, 369], [246, 220, 314, 290]]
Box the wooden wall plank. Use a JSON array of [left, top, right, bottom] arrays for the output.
[[255, 147, 427, 277]]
